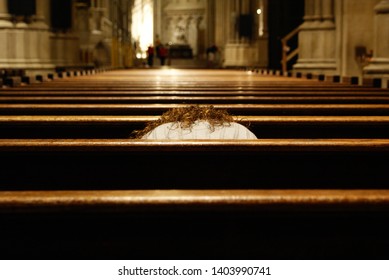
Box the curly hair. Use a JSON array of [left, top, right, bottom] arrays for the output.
[[131, 105, 235, 139]]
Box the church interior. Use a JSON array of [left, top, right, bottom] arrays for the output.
[[1, 0, 389, 260]]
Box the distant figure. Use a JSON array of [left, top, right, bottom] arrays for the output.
[[206, 45, 218, 56], [206, 45, 219, 68], [132, 105, 257, 140], [158, 44, 169, 66], [146, 45, 154, 67], [155, 35, 162, 59]]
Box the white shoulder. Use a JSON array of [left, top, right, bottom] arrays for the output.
[[142, 122, 178, 139], [142, 121, 257, 140]]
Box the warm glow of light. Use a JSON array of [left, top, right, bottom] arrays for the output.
[[132, 0, 153, 54], [257, 7, 264, 37]]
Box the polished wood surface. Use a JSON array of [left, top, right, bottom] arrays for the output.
[[1, 138, 389, 152], [1, 103, 389, 116], [1, 189, 389, 212], [1, 69, 389, 259]]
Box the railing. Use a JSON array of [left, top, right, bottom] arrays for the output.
[[281, 26, 300, 73]]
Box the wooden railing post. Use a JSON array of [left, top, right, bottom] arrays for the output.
[[281, 27, 300, 73]]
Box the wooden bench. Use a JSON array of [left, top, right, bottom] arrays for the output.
[[3, 89, 389, 96], [1, 184, 389, 259], [1, 139, 389, 190], [2, 95, 389, 104], [4, 83, 387, 91], [1, 139, 389, 259], [3, 72, 388, 93], [1, 189, 389, 212], [0, 115, 388, 138], [1, 104, 389, 116], [1, 69, 389, 259]]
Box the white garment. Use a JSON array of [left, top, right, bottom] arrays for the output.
[[142, 121, 257, 140]]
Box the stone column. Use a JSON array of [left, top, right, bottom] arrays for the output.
[[214, 0, 227, 48], [312, 0, 322, 22], [0, 0, 13, 68], [188, 15, 201, 56], [320, 0, 336, 63], [29, 0, 54, 69], [322, 0, 334, 22], [364, 0, 389, 78], [224, 0, 262, 67], [154, 0, 162, 45], [51, 0, 79, 68], [230, 0, 238, 43], [294, 0, 337, 74], [258, 0, 268, 37], [240, 0, 250, 43], [310, 0, 322, 59], [304, 0, 315, 23], [33, 0, 50, 28], [0, 0, 12, 27], [257, 0, 268, 68], [241, 0, 250, 14], [294, 0, 315, 67], [206, 0, 215, 50], [13, 18, 30, 68]]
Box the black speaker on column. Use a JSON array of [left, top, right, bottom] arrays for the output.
[[238, 14, 253, 39]]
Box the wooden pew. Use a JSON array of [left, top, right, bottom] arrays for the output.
[[1, 189, 389, 259], [1, 139, 389, 190], [3, 73, 389, 94], [1, 142, 389, 259], [0, 70, 376, 87], [1, 104, 389, 116], [2, 95, 389, 104], [0, 82, 388, 96], [4, 84, 388, 92], [0, 115, 388, 138], [2, 189, 389, 212], [1, 69, 388, 259]]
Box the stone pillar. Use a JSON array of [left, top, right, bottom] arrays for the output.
[[214, 0, 228, 48], [364, 0, 389, 77], [257, 0, 268, 68], [322, 0, 334, 22], [29, 0, 54, 70], [311, 0, 322, 59], [154, 0, 162, 45], [294, 0, 314, 66], [304, 0, 315, 22], [0, 0, 12, 27], [229, 0, 238, 43], [312, 0, 322, 21], [51, 0, 80, 68], [241, 0, 250, 13], [34, 0, 50, 28], [206, 0, 215, 51], [294, 0, 337, 74], [224, 0, 262, 67], [188, 15, 201, 56], [258, 0, 268, 37], [13, 19, 30, 68], [0, 0, 13, 68], [321, 0, 336, 63]]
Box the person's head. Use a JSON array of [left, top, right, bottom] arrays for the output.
[[131, 105, 234, 139]]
